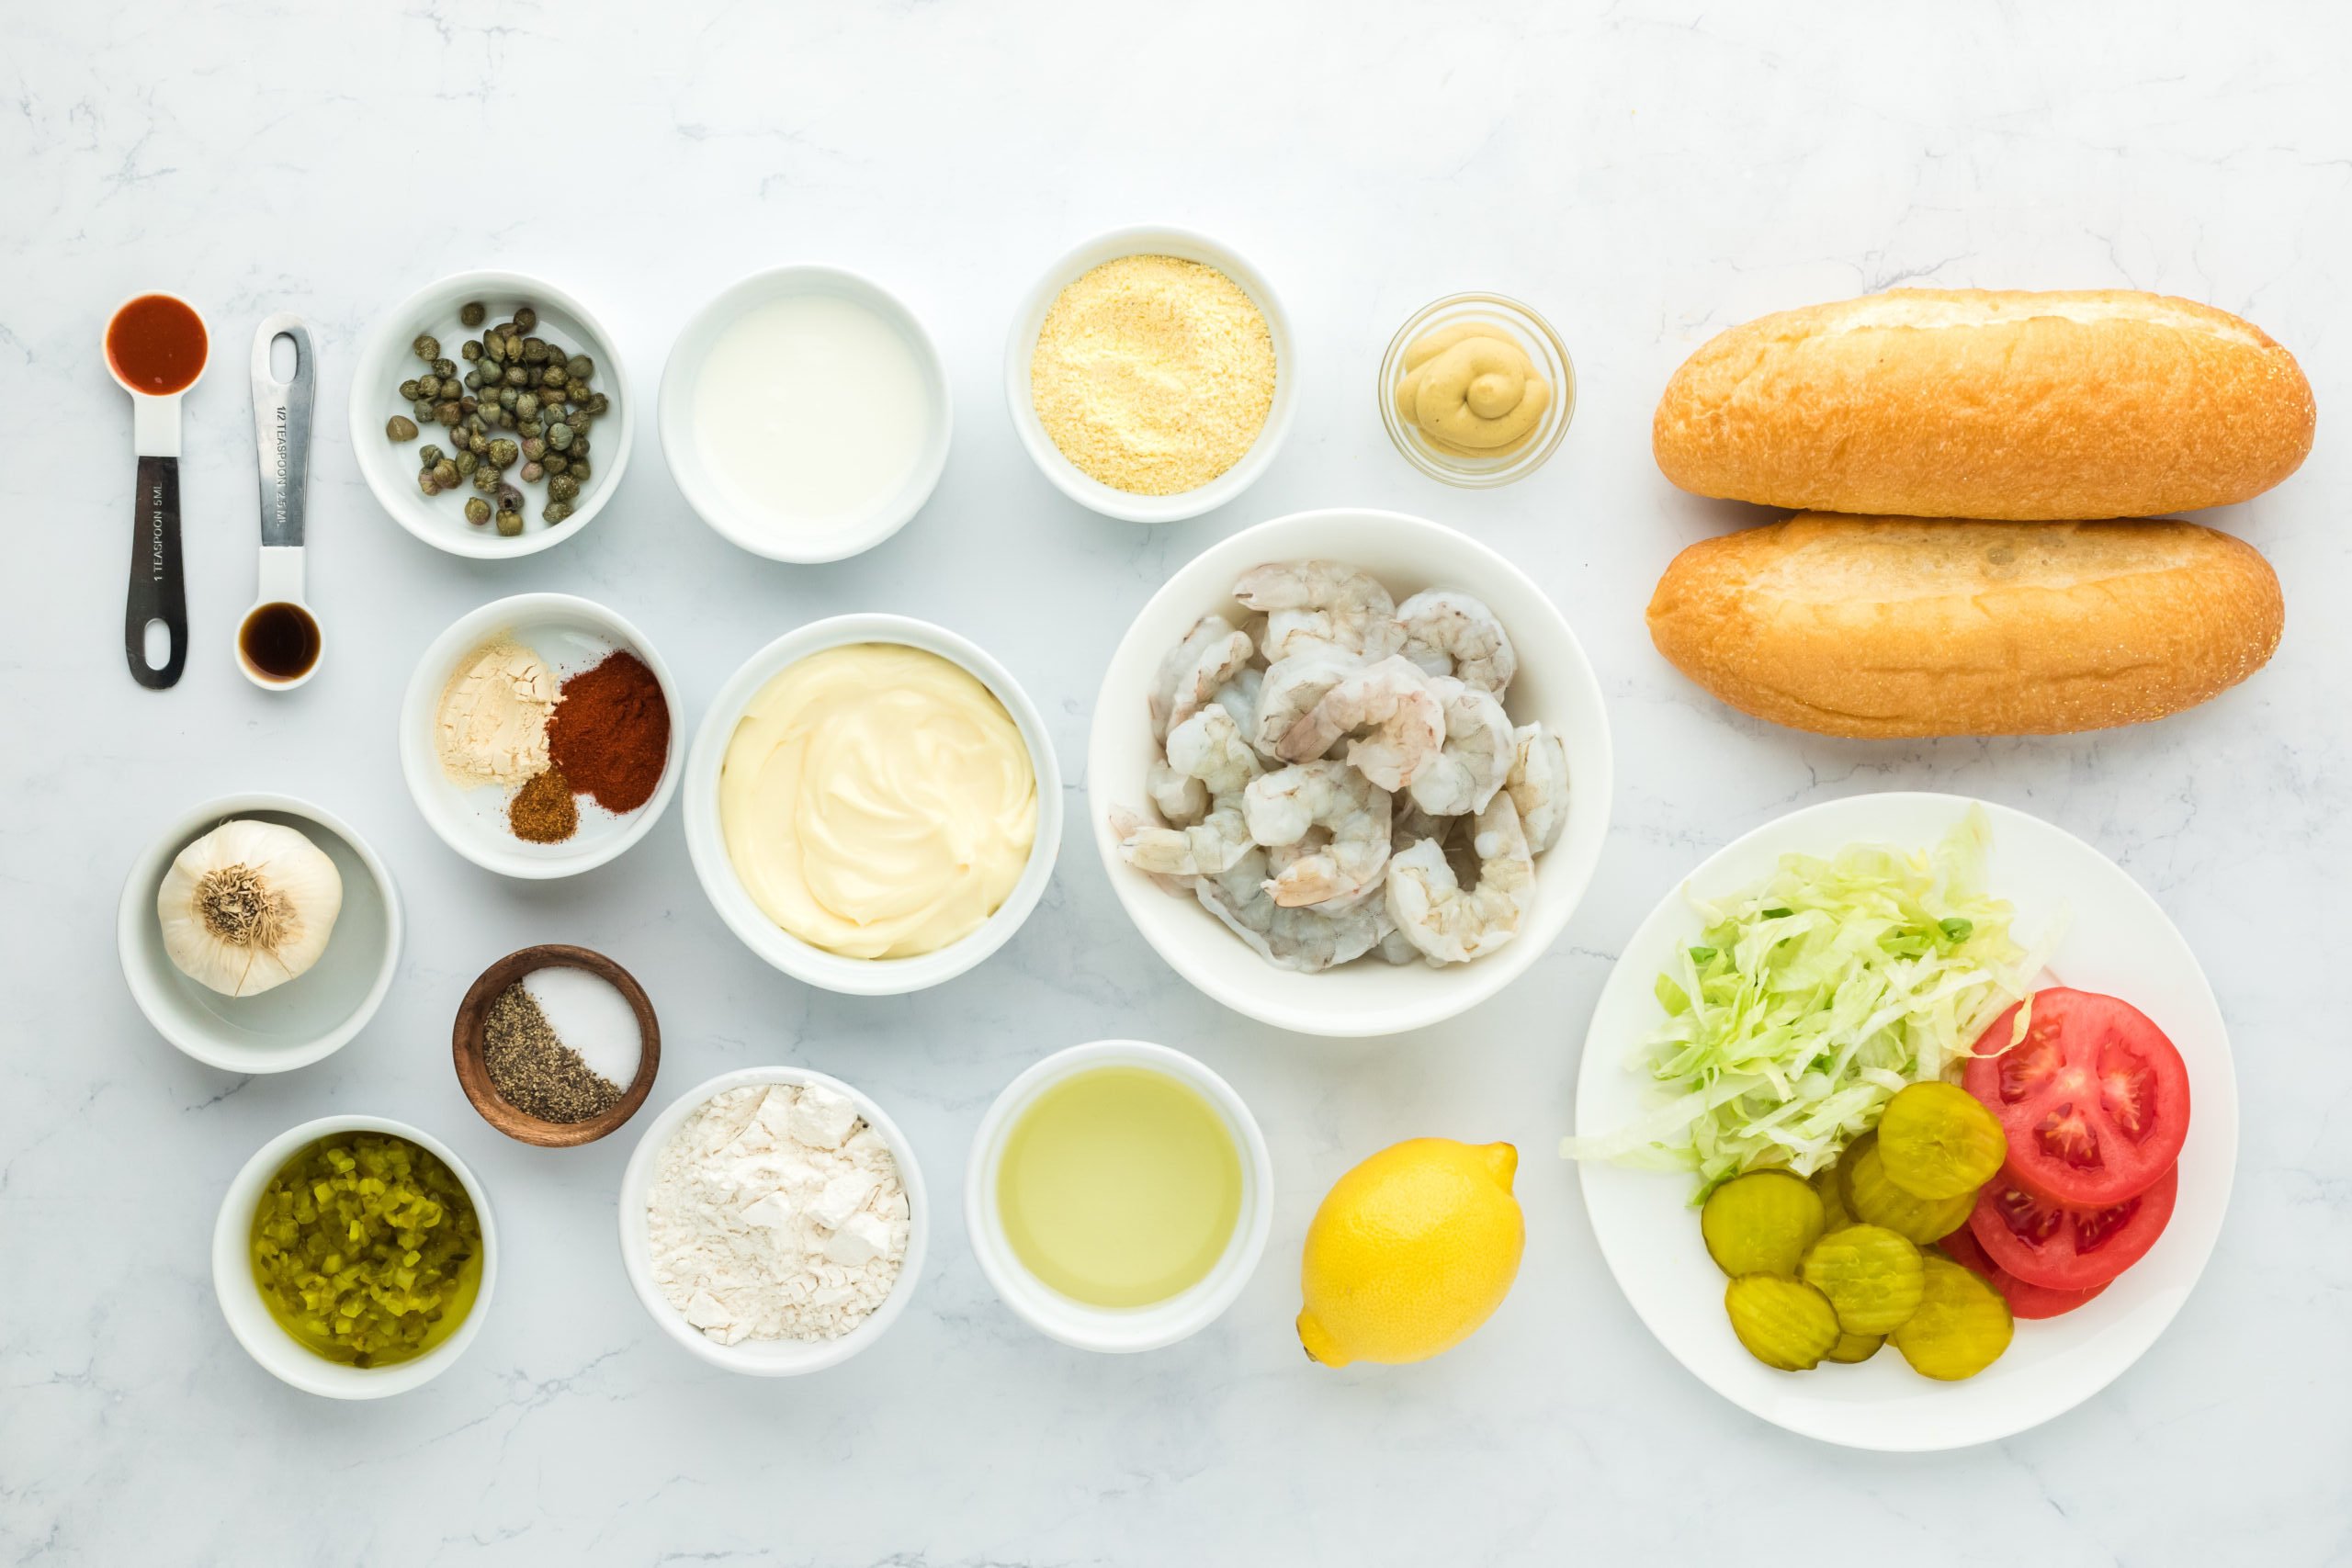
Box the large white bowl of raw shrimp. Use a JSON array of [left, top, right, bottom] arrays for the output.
[[1090, 507, 1611, 1037]]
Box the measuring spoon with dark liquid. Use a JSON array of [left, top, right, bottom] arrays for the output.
[[239, 312, 322, 690], [106, 293, 208, 688]]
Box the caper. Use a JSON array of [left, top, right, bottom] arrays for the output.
[[565, 354, 593, 382], [419, 444, 446, 467], [495, 482, 524, 512], [504, 365, 528, 387], [435, 400, 463, 426], [542, 453, 567, 476], [548, 422, 573, 450], [519, 435, 547, 461], [469, 432, 490, 456], [541, 364, 568, 389], [464, 496, 492, 525], [430, 458, 458, 490], [494, 508, 524, 536], [548, 473, 580, 503], [512, 306, 537, 332], [432, 357, 457, 378], [518, 420, 542, 439], [459, 395, 479, 416], [566, 457, 590, 483], [483, 332, 506, 363], [418, 470, 443, 496], [458, 300, 487, 328], [522, 337, 549, 365], [411, 333, 439, 361], [582, 392, 610, 416], [463, 369, 483, 391], [542, 501, 571, 525], [454, 448, 479, 476], [385, 415, 419, 443], [570, 437, 590, 458], [519, 460, 545, 482], [471, 464, 499, 493], [514, 392, 538, 421], [416, 373, 442, 399], [398, 378, 422, 401], [413, 398, 436, 423], [488, 438, 519, 468]]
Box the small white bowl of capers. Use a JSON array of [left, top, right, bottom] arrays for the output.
[[352, 270, 634, 559]]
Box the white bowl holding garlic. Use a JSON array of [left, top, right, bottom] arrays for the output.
[[683, 614, 1062, 997], [1089, 508, 1613, 1038], [119, 795, 402, 1074], [1005, 226, 1297, 524], [399, 592, 684, 880], [662, 266, 951, 563], [617, 1066, 927, 1377]]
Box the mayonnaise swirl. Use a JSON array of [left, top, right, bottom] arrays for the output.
[[718, 643, 1038, 960]]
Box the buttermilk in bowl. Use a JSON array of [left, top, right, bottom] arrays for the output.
[[718, 643, 1037, 959]]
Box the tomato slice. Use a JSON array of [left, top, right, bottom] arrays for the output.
[[1938, 1224, 2109, 1320], [1966, 1163, 2177, 1292], [1962, 988, 2190, 1206]]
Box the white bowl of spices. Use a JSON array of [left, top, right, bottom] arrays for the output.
[[1006, 226, 1297, 524], [617, 1066, 928, 1377], [399, 592, 683, 879], [662, 265, 952, 563]]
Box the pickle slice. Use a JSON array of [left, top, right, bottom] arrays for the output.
[[1815, 1165, 1854, 1232], [1891, 1255, 2014, 1381], [1824, 1330, 1883, 1364], [1877, 1081, 2007, 1201], [1800, 1224, 1926, 1336], [1724, 1274, 1841, 1371], [1840, 1133, 1974, 1244], [1702, 1170, 1826, 1278]]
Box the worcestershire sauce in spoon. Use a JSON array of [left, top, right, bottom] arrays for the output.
[[238, 601, 321, 682]]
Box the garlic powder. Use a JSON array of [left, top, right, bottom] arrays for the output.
[[645, 1083, 910, 1345], [1031, 254, 1276, 495]]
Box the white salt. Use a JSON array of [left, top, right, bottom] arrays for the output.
[[522, 966, 642, 1087]]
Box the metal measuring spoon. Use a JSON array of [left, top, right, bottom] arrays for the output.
[[106, 292, 208, 688], [238, 313, 322, 690]]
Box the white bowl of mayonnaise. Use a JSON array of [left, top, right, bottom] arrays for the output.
[[683, 615, 1063, 996]]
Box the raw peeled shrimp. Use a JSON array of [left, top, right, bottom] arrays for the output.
[[1242, 760, 1392, 908], [1165, 705, 1265, 796], [1146, 760, 1208, 827], [1407, 675, 1514, 817], [1210, 668, 1278, 761], [1503, 723, 1571, 853], [1392, 800, 1457, 853], [1385, 793, 1534, 964], [1251, 652, 1360, 756], [1269, 829, 1384, 911], [1233, 560, 1406, 663], [1196, 847, 1392, 973], [1276, 655, 1442, 791], [1151, 615, 1256, 740], [1116, 795, 1255, 878], [1396, 589, 1518, 695]]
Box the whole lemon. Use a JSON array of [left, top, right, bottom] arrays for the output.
[[1296, 1138, 1523, 1368]]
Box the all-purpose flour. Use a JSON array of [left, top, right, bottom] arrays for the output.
[[646, 1082, 910, 1345]]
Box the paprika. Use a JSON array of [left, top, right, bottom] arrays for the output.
[[547, 651, 670, 813]]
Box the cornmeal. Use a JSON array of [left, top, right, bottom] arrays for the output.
[[1031, 254, 1276, 495]]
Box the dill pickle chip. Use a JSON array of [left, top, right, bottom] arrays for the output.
[[1891, 1255, 2013, 1381], [1839, 1133, 1974, 1244], [1701, 1170, 1826, 1277], [1877, 1081, 2007, 1200], [1800, 1224, 1927, 1336], [1824, 1330, 1883, 1364], [1724, 1274, 1842, 1371], [1815, 1165, 1854, 1232]]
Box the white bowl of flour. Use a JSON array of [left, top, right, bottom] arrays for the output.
[[617, 1066, 928, 1376]]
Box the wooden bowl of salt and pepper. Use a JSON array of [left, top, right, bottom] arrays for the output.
[[454, 944, 660, 1147]]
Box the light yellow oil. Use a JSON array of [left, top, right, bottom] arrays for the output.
[[997, 1066, 1243, 1308]]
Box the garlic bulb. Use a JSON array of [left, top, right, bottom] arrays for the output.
[[156, 819, 344, 997]]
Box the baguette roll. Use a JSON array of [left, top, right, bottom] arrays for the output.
[[1653, 290, 2314, 519], [1646, 515, 2284, 738]]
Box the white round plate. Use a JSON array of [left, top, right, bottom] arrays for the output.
[[1572, 791, 2235, 1451]]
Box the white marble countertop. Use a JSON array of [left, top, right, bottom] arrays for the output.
[[5, 3, 2346, 1562]]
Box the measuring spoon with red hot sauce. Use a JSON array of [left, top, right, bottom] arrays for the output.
[[107, 292, 208, 688]]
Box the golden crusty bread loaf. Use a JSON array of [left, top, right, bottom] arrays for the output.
[[1653, 290, 2314, 519], [1646, 515, 2283, 737]]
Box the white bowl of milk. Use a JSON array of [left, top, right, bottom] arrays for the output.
[[661, 267, 952, 563]]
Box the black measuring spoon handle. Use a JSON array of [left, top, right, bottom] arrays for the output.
[[126, 453, 187, 688]]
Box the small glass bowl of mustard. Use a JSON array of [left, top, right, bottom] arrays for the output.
[[1378, 292, 1575, 487]]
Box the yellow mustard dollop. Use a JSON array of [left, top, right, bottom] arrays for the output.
[[1394, 321, 1551, 457], [718, 643, 1038, 960]]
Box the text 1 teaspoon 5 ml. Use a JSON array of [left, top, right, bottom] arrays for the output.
[[106, 292, 208, 688]]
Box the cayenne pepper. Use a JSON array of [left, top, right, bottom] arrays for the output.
[[547, 650, 671, 813]]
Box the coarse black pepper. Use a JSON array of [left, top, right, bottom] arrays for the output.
[[482, 983, 623, 1123]]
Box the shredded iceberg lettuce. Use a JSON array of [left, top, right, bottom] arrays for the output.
[[1562, 809, 2057, 1201]]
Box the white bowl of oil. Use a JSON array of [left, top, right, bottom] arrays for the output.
[[965, 1040, 1272, 1353]]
